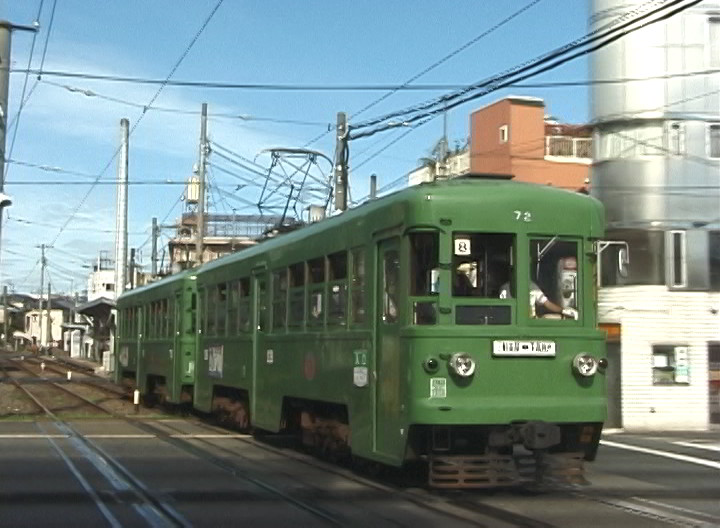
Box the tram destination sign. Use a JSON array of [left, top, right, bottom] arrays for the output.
[[493, 340, 556, 357]]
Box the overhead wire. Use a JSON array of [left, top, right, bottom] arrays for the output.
[[39, 78, 331, 126], [349, 0, 700, 138], [47, 0, 225, 248], [301, 0, 545, 150], [3, 0, 44, 180]]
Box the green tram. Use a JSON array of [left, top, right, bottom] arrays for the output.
[[115, 270, 198, 405], [116, 176, 610, 488]]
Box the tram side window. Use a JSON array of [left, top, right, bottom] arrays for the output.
[[328, 251, 348, 326], [199, 288, 207, 335], [216, 283, 228, 337], [383, 249, 400, 324], [410, 232, 438, 325], [227, 281, 239, 336], [155, 299, 165, 338], [149, 301, 158, 338], [529, 238, 580, 320], [166, 298, 173, 338], [452, 233, 514, 298], [238, 278, 251, 332], [307, 257, 325, 326], [257, 278, 268, 332], [207, 286, 218, 336], [350, 247, 366, 325], [288, 262, 305, 329], [272, 270, 288, 332], [188, 292, 196, 335]]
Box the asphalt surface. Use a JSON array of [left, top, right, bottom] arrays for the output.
[[1, 419, 718, 528]]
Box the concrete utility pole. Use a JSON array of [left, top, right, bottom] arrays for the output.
[[129, 248, 136, 289], [196, 103, 208, 266], [37, 243, 51, 347], [2, 285, 8, 345], [0, 21, 36, 261], [46, 282, 52, 348], [151, 217, 158, 276], [370, 174, 377, 200], [114, 118, 129, 296], [333, 112, 348, 212]]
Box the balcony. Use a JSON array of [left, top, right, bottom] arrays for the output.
[[545, 136, 592, 159]]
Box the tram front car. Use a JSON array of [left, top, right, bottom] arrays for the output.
[[389, 178, 611, 488]]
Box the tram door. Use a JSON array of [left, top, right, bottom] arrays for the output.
[[251, 271, 268, 428], [374, 237, 403, 456], [135, 305, 146, 394]]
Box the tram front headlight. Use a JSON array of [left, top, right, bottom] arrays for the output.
[[448, 352, 475, 378], [572, 353, 599, 377]]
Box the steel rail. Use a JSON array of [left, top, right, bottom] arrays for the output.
[[4, 357, 191, 527]]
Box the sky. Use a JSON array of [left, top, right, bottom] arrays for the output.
[[1, 0, 593, 295]]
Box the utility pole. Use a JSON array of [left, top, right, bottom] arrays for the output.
[[151, 217, 158, 276], [440, 107, 449, 178], [114, 118, 129, 296], [2, 285, 8, 346], [333, 112, 348, 212], [129, 248, 136, 289], [37, 243, 51, 347], [196, 103, 208, 266], [0, 21, 36, 261], [370, 174, 377, 200], [46, 282, 52, 349]]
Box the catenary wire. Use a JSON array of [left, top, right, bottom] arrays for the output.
[[349, 0, 698, 137], [46, 0, 225, 249]]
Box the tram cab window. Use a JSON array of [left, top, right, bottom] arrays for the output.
[[528, 238, 580, 320], [410, 232, 439, 325], [452, 233, 514, 298]]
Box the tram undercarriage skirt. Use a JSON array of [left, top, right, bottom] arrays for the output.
[[428, 452, 587, 489]]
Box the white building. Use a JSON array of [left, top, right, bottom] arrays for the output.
[[590, 0, 720, 430], [25, 308, 65, 347]]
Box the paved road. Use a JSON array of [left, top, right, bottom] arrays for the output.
[[1, 420, 718, 527]]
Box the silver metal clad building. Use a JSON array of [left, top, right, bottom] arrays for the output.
[[590, 0, 720, 430]]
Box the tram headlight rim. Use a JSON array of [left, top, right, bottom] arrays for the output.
[[572, 353, 599, 377], [448, 352, 476, 378]]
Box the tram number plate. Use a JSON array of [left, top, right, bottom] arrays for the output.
[[493, 340, 556, 357]]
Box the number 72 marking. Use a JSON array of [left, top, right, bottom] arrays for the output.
[[514, 210, 532, 222]]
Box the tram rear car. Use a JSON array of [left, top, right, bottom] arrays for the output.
[[115, 271, 197, 404], [188, 177, 608, 488]]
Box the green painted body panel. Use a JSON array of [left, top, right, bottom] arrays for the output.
[[122, 177, 607, 467], [115, 271, 197, 403]]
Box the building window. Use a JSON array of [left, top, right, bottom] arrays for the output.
[[709, 17, 720, 68], [499, 125, 509, 144], [710, 232, 720, 291], [652, 345, 690, 385], [710, 342, 720, 424], [668, 230, 687, 288], [708, 123, 720, 158], [667, 122, 684, 156]]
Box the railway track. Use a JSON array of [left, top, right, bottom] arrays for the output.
[[2, 357, 137, 418], [4, 353, 714, 527]]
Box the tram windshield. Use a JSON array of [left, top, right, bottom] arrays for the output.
[[451, 233, 514, 298], [528, 238, 580, 320]]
